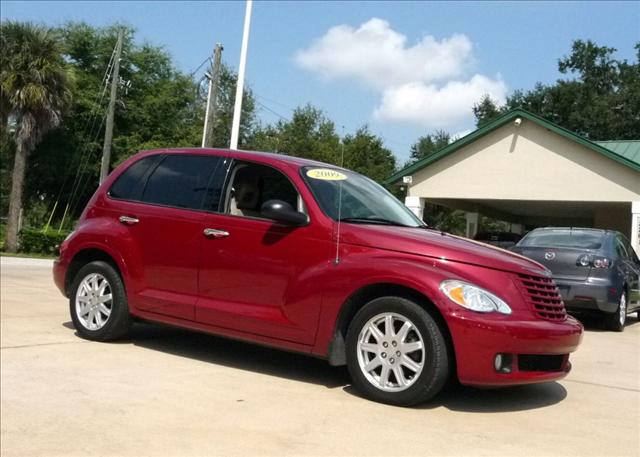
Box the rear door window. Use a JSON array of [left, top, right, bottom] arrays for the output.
[[142, 155, 223, 211]]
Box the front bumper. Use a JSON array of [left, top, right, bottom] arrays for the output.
[[447, 312, 583, 387], [554, 277, 618, 313]]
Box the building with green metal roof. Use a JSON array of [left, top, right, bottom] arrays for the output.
[[388, 109, 640, 252]]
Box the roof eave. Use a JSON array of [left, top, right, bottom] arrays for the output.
[[385, 108, 640, 185]]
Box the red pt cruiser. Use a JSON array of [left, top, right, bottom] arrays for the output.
[[54, 148, 583, 405]]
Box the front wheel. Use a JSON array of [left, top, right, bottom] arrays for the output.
[[69, 261, 131, 341], [346, 296, 450, 406], [604, 291, 626, 332]]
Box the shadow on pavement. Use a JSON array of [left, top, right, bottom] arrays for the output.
[[128, 322, 350, 389], [570, 312, 640, 332], [343, 381, 567, 412], [62, 320, 569, 411]]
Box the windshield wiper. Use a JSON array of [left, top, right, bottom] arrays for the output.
[[338, 217, 425, 228]]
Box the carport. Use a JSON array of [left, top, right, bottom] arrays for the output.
[[387, 109, 640, 252]]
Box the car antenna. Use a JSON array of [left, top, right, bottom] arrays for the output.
[[334, 126, 345, 265]]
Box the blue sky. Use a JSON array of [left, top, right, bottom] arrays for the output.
[[3, 1, 639, 161]]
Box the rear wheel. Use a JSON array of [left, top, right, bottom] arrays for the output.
[[605, 291, 626, 332], [69, 261, 131, 341], [346, 296, 449, 406]]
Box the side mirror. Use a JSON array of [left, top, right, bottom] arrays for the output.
[[260, 199, 308, 226]]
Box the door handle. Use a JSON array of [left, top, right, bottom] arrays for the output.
[[203, 228, 230, 238], [119, 215, 139, 225]]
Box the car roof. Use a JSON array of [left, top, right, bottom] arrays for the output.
[[137, 147, 337, 170]]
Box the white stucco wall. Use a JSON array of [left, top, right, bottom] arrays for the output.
[[408, 120, 640, 202]]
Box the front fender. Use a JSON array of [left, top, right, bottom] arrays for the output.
[[312, 245, 463, 356]]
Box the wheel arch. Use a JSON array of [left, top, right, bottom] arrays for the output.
[[326, 282, 455, 371], [65, 248, 124, 296]]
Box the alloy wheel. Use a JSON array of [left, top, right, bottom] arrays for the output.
[[75, 273, 113, 331], [356, 312, 425, 392]]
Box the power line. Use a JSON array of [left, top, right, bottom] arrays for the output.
[[66, 111, 109, 220], [44, 44, 118, 231], [255, 100, 289, 122], [255, 94, 296, 112], [189, 56, 211, 78]]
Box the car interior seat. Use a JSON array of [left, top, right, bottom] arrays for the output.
[[230, 168, 263, 218]]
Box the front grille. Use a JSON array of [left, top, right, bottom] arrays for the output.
[[516, 273, 567, 321], [518, 354, 566, 372]]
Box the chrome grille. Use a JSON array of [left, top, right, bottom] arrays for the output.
[[516, 273, 567, 321]]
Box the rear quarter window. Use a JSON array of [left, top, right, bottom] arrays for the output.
[[108, 155, 162, 201]]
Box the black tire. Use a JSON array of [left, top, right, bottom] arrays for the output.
[[69, 261, 131, 341], [604, 291, 626, 332], [346, 296, 450, 406]]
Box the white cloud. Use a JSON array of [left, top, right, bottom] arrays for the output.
[[374, 75, 507, 127], [296, 18, 473, 89], [296, 19, 507, 130]]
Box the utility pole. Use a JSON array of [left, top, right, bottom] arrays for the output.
[[230, 0, 253, 150], [202, 43, 223, 148], [99, 29, 124, 185]]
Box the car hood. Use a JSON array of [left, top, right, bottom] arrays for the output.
[[339, 224, 549, 276]]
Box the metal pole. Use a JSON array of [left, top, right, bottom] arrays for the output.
[[99, 29, 124, 184], [230, 0, 252, 150], [201, 69, 213, 148], [202, 43, 223, 148]]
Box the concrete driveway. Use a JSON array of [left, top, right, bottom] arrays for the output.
[[1, 256, 639, 457]]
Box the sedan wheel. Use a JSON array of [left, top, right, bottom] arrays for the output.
[[605, 291, 626, 332], [618, 293, 627, 326]]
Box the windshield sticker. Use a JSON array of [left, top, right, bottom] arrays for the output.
[[306, 169, 347, 181]]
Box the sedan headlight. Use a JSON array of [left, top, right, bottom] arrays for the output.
[[440, 280, 512, 314]]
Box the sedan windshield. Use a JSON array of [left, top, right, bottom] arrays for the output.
[[301, 167, 426, 228], [518, 229, 604, 249]]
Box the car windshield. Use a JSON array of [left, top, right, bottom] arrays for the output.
[[518, 230, 604, 249], [301, 167, 426, 228]]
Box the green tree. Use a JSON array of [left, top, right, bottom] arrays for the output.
[[23, 23, 258, 225], [342, 126, 396, 184], [0, 22, 73, 252], [250, 104, 341, 164], [409, 130, 450, 164], [502, 40, 639, 139], [472, 94, 503, 128], [423, 204, 466, 235], [249, 107, 398, 185]]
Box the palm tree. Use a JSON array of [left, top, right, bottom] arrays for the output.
[[1, 22, 72, 252]]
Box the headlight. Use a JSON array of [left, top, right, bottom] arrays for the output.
[[440, 280, 511, 314]]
